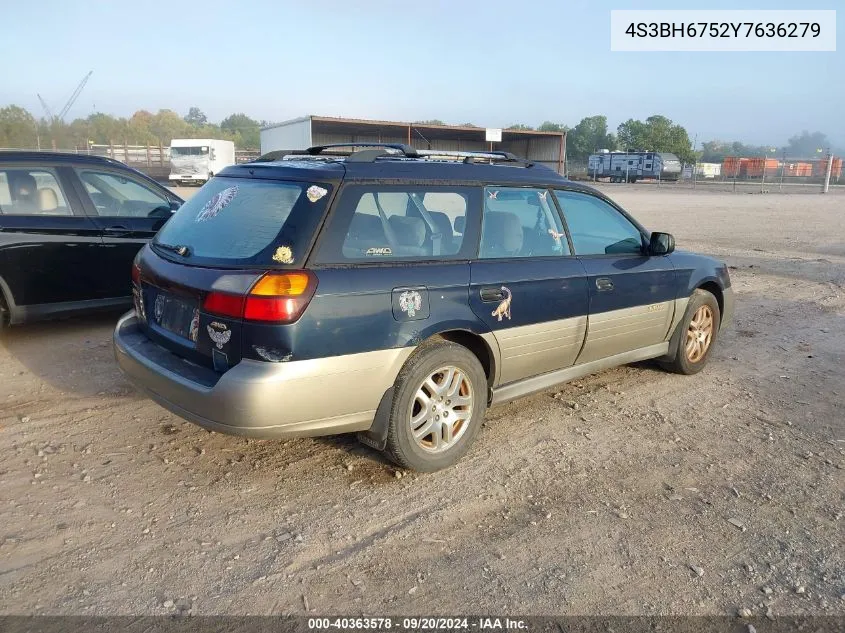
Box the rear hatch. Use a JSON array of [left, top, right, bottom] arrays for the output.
[[134, 172, 335, 372]]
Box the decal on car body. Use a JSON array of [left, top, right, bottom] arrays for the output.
[[391, 287, 429, 322], [272, 246, 294, 264], [207, 321, 231, 349], [188, 310, 200, 342], [491, 286, 512, 322], [398, 290, 422, 318]]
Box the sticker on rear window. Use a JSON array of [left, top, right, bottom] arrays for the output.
[[306, 185, 327, 202], [365, 247, 392, 256], [272, 246, 294, 264], [488, 190, 499, 200], [196, 185, 239, 222]]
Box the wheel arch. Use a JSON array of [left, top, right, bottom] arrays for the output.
[[696, 280, 724, 323], [358, 328, 499, 452], [434, 329, 497, 390]]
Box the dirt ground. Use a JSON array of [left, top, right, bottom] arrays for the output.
[[1, 186, 843, 617]]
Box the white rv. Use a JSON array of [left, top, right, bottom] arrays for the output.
[[169, 139, 235, 186]]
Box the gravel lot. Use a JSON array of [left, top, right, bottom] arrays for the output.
[[1, 186, 843, 616]]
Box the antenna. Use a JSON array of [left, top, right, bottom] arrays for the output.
[[56, 71, 93, 121]]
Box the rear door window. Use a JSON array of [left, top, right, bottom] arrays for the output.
[[76, 169, 171, 218], [153, 177, 332, 266], [480, 187, 569, 258], [315, 185, 480, 263], [0, 168, 71, 216]]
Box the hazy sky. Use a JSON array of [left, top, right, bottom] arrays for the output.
[[2, 0, 841, 146]]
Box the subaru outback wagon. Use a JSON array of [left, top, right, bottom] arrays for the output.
[[114, 144, 733, 471]]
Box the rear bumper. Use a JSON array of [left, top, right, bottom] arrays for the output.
[[113, 312, 413, 438]]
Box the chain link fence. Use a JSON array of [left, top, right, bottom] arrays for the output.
[[0, 144, 261, 181], [565, 156, 843, 193]]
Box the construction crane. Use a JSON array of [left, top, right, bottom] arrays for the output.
[[57, 71, 93, 121], [37, 71, 93, 123], [37, 94, 54, 122]]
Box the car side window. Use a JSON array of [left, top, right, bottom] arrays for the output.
[[316, 185, 478, 262], [554, 190, 644, 256], [479, 187, 569, 259], [76, 169, 171, 218], [0, 168, 71, 216]]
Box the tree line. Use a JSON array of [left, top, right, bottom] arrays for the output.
[[0, 105, 262, 151], [504, 118, 838, 164], [0, 103, 838, 163]]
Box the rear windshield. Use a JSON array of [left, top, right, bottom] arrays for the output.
[[153, 177, 332, 266]]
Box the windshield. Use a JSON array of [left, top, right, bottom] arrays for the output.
[[153, 177, 332, 266], [171, 146, 208, 157]]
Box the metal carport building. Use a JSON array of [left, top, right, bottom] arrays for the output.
[[260, 115, 567, 174]]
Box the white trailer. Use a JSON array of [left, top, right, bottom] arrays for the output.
[[695, 162, 722, 179], [169, 139, 235, 186], [588, 150, 681, 182]]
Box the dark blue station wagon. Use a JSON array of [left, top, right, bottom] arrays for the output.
[[114, 144, 734, 471]]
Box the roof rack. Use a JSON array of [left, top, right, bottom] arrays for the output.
[[306, 143, 419, 157], [253, 143, 537, 168]]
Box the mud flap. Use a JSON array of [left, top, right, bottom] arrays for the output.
[[357, 387, 394, 451]]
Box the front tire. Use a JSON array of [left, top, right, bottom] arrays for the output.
[[660, 289, 721, 375], [384, 339, 487, 472]]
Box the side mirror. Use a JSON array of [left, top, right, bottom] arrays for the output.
[[169, 200, 182, 213], [649, 231, 675, 255]]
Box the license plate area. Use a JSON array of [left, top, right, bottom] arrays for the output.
[[150, 289, 199, 343]]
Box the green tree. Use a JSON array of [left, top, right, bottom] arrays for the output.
[[0, 105, 39, 148], [506, 123, 534, 131], [786, 130, 830, 157], [538, 121, 568, 133], [221, 113, 261, 148], [617, 115, 694, 163], [184, 107, 208, 127], [567, 115, 615, 160]]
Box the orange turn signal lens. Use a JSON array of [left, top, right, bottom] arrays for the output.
[[250, 272, 311, 297]]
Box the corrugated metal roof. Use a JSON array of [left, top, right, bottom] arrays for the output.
[[262, 115, 564, 139]]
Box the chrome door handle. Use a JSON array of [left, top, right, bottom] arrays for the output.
[[480, 287, 506, 302], [596, 277, 614, 292]]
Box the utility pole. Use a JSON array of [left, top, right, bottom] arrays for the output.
[[692, 133, 698, 189], [779, 149, 786, 192], [761, 147, 776, 194], [823, 150, 834, 193]]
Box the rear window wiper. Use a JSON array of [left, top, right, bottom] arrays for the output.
[[154, 241, 192, 257]]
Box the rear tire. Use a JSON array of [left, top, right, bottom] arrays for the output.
[[660, 289, 720, 375], [384, 339, 487, 472]]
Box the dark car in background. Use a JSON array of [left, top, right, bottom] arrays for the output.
[[0, 152, 183, 329], [114, 144, 734, 471]]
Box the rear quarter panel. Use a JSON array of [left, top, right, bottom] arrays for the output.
[[241, 263, 488, 363]]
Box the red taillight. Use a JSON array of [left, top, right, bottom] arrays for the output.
[[244, 296, 303, 322], [131, 261, 141, 285], [202, 272, 316, 323], [203, 292, 245, 318]]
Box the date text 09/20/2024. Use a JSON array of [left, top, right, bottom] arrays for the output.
[[307, 617, 528, 630]]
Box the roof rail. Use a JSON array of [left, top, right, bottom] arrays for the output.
[[305, 143, 418, 157], [254, 144, 537, 168]]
